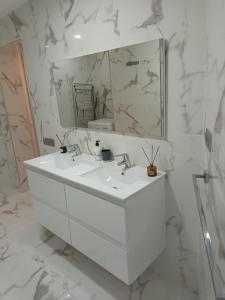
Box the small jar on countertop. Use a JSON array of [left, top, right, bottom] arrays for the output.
[[147, 164, 157, 177]]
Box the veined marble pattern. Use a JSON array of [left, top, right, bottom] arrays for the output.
[[0, 41, 38, 191], [54, 51, 112, 128], [0, 0, 208, 298], [0, 189, 74, 300], [110, 40, 162, 137], [0, 189, 197, 300], [199, 0, 225, 299], [0, 87, 18, 190], [54, 38, 164, 137]]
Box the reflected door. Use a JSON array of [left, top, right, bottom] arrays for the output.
[[0, 41, 39, 191]]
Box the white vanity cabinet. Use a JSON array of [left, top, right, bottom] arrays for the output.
[[27, 170, 70, 243], [65, 186, 127, 244], [65, 182, 166, 284], [25, 154, 166, 285]]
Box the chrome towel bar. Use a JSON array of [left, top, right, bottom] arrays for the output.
[[193, 173, 224, 300]]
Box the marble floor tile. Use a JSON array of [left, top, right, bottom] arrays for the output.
[[0, 190, 197, 300], [0, 247, 69, 299]]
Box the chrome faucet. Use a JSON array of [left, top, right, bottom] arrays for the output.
[[115, 153, 132, 175], [68, 144, 81, 161]]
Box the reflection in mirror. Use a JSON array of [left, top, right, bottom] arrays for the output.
[[54, 39, 166, 138]]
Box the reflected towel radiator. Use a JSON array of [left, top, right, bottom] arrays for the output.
[[72, 83, 95, 127]]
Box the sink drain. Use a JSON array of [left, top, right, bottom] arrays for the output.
[[113, 186, 119, 190]]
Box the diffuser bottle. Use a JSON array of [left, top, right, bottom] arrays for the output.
[[147, 164, 157, 177]]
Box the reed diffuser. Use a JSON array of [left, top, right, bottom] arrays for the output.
[[142, 145, 160, 177], [56, 134, 67, 153]]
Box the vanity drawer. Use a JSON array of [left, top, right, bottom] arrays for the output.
[[69, 218, 128, 283], [65, 185, 126, 245], [27, 170, 66, 213], [32, 198, 70, 243]]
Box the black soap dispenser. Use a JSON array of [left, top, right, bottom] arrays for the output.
[[93, 140, 102, 161]]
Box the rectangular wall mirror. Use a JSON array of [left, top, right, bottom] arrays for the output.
[[54, 39, 166, 138]]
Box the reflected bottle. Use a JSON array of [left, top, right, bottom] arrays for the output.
[[93, 140, 102, 161]]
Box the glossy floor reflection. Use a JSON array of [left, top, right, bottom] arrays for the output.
[[0, 190, 197, 300]]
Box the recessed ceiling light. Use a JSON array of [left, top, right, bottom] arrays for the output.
[[205, 232, 211, 242], [74, 34, 82, 39]]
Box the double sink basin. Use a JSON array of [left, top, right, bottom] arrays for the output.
[[25, 151, 165, 200]]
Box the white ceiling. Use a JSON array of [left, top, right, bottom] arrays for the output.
[[0, 0, 28, 20]]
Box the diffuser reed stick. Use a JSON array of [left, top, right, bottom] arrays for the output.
[[152, 146, 160, 165], [142, 145, 160, 177], [142, 145, 160, 165], [56, 134, 63, 146], [142, 147, 151, 165], [151, 145, 153, 164]]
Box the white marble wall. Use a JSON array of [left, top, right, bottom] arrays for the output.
[[0, 41, 39, 192], [0, 0, 208, 297], [198, 0, 225, 299], [0, 86, 18, 191], [110, 40, 162, 137], [54, 50, 112, 127]]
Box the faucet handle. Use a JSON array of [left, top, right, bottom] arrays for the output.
[[115, 153, 131, 164], [115, 153, 128, 159], [115, 153, 132, 169], [75, 144, 81, 155], [68, 143, 81, 155]]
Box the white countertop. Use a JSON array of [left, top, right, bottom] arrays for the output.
[[24, 152, 166, 205]]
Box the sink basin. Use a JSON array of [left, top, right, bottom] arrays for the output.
[[25, 151, 165, 200], [81, 163, 150, 190], [25, 152, 99, 175], [38, 153, 77, 171]]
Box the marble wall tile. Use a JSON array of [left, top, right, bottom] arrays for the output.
[[199, 0, 225, 298], [110, 39, 162, 137], [0, 0, 208, 298], [0, 86, 18, 190], [0, 42, 39, 191], [54, 50, 112, 128]]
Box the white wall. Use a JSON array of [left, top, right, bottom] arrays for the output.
[[199, 0, 225, 299], [0, 85, 18, 191]]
